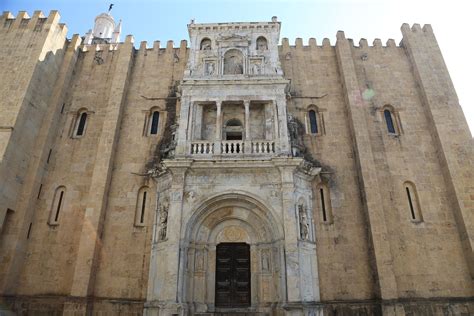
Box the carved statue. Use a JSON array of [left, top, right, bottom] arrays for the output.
[[206, 62, 215, 75], [287, 114, 308, 157], [298, 204, 309, 240], [261, 250, 270, 272], [251, 62, 261, 75], [158, 200, 169, 241]]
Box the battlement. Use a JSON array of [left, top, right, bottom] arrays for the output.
[[278, 24, 432, 50], [1, 10, 63, 33]]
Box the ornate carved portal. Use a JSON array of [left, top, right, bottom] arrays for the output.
[[182, 195, 285, 313]]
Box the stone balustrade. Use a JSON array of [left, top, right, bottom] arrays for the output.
[[251, 140, 275, 154], [221, 140, 245, 154], [190, 140, 275, 156], [190, 141, 214, 155]]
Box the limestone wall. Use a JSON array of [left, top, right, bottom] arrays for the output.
[[0, 11, 472, 315], [0, 10, 71, 293], [279, 39, 376, 301]]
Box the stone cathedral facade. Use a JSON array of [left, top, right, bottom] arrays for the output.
[[0, 9, 473, 316]]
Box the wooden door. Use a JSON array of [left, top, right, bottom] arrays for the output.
[[215, 243, 251, 307]]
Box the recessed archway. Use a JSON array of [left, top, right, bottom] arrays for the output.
[[181, 192, 284, 314]]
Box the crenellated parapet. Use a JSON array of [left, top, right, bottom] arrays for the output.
[[1, 10, 64, 34]]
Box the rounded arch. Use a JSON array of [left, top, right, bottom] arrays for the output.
[[256, 36, 268, 50], [306, 104, 320, 135], [185, 191, 283, 244], [182, 191, 286, 310], [49, 185, 66, 225], [200, 37, 211, 50], [225, 118, 242, 127], [74, 108, 89, 137], [223, 49, 244, 75], [403, 180, 423, 222], [382, 105, 398, 134], [148, 107, 161, 135]]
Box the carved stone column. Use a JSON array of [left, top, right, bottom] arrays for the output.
[[215, 101, 222, 140], [244, 100, 250, 140], [214, 101, 222, 154]]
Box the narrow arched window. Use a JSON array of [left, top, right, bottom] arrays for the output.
[[384, 109, 396, 134], [49, 186, 66, 225], [404, 181, 422, 222], [317, 184, 333, 224], [135, 186, 149, 226], [76, 112, 88, 136], [309, 110, 318, 134], [150, 111, 160, 135]]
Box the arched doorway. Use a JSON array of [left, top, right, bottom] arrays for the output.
[[181, 193, 284, 314]]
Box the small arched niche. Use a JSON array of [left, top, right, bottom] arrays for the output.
[[224, 118, 243, 140], [223, 49, 244, 75], [200, 38, 212, 50], [256, 36, 268, 50]]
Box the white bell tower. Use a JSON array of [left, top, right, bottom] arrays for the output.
[[84, 6, 121, 45]]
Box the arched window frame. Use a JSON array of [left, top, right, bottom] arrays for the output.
[[403, 181, 423, 223], [223, 118, 244, 141], [305, 105, 325, 136], [72, 108, 90, 138], [135, 186, 150, 227], [144, 107, 163, 136], [380, 105, 402, 136], [48, 186, 66, 226], [200, 38, 212, 50], [256, 36, 268, 50], [316, 182, 333, 224]]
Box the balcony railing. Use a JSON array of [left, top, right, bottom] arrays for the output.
[[190, 140, 275, 156], [221, 140, 245, 154], [190, 141, 214, 155]]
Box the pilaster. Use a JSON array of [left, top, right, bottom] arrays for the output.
[[275, 97, 291, 155], [145, 159, 191, 316], [335, 31, 398, 299], [176, 97, 191, 156], [68, 36, 135, 300], [274, 158, 320, 304]]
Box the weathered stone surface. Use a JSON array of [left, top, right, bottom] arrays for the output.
[[0, 10, 472, 316]]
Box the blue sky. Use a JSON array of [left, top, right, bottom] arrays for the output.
[[2, 0, 473, 135]]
